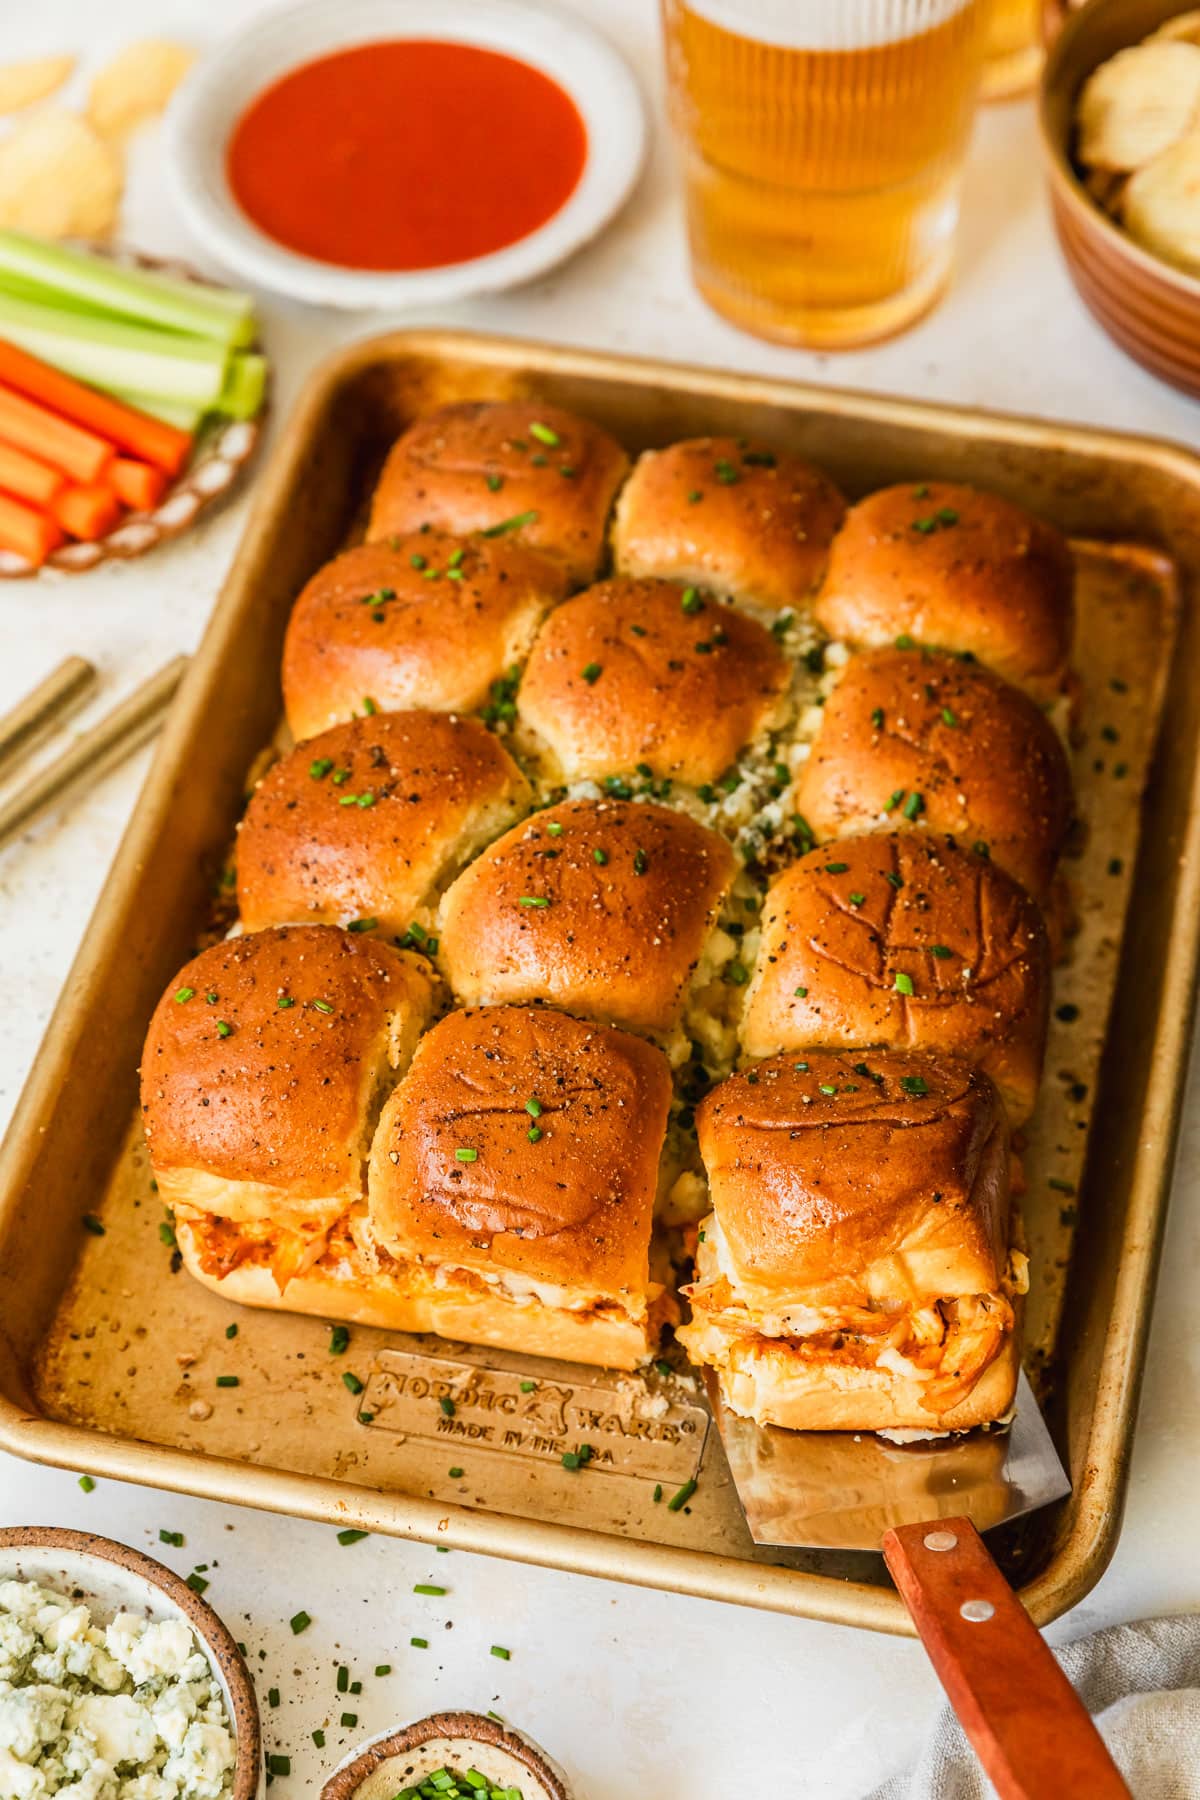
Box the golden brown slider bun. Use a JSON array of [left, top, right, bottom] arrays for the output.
[[516, 578, 789, 786], [814, 483, 1074, 701], [793, 647, 1073, 902], [367, 401, 630, 586], [697, 1049, 1010, 1312], [612, 436, 847, 613], [740, 833, 1051, 1124], [176, 1208, 667, 1371], [140, 926, 436, 1240], [281, 534, 565, 742], [687, 1313, 1021, 1434], [368, 1006, 672, 1321], [438, 798, 737, 1042], [237, 712, 531, 939]]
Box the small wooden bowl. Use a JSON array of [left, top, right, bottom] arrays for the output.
[[321, 1710, 573, 1800], [0, 1525, 263, 1798], [1039, 0, 1200, 397]]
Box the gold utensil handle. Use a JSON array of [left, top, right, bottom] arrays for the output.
[[0, 656, 96, 775], [0, 655, 188, 848]]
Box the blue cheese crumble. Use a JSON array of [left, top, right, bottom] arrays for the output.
[[0, 1579, 236, 1798]]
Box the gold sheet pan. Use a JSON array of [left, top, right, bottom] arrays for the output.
[[2, 331, 1199, 1637]]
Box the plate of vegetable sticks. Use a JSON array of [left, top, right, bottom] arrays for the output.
[[0, 230, 266, 575]]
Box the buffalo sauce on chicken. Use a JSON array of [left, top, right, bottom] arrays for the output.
[[226, 40, 588, 270]]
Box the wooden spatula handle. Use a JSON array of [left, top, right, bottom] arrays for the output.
[[882, 1517, 1130, 1798]]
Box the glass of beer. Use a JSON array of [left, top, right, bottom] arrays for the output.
[[661, 0, 987, 349], [982, 0, 1043, 99]]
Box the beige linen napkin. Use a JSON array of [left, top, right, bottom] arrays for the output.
[[868, 1614, 1200, 1799]]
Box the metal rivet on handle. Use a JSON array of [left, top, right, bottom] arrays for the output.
[[961, 1599, 996, 1623], [923, 1530, 958, 1552]]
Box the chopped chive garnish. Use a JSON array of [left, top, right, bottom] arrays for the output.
[[82, 1214, 105, 1236], [267, 1754, 290, 1776], [340, 1712, 358, 1728], [902, 791, 925, 821], [455, 1147, 478, 1162], [216, 1375, 239, 1388], [482, 510, 538, 537], [490, 1645, 511, 1660], [885, 872, 903, 889], [486, 474, 503, 492], [330, 1325, 349, 1354], [449, 1466, 464, 1478], [312, 999, 334, 1014], [268, 1687, 280, 1709], [440, 1396, 456, 1416], [941, 707, 959, 727], [342, 1372, 365, 1396], [174, 986, 195, 1003], [289, 1611, 311, 1634], [518, 895, 549, 908], [216, 1020, 233, 1039], [337, 1529, 368, 1545], [884, 789, 905, 813], [930, 944, 952, 958], [667, 1478, 697, 1511], [545, 821, 563, 837], [900, 1075, 929, 1096], [848, 892, 865, 907], [78, 1474, 95, 1492], [1048, 1177, 1076, 1194], [375, 1664, 391, 1676], [723, 961, 748, 986], [714, 458, 739, 485], [680, 586, 703, 614], [592, 847, 609, 866], [414, 1583, 446, 1596], [410, 553, 427, 569], [530, 421, 560, 446], [870, 709, 884, 730], [633, 847, 648, 875], [159, 1528, 184, 1546], [894, 971, 915, 995], [794, 986, 808, 998], [525, 1096, 543, 1117], [411, 1636, 428, 1649], [528, 1125, 543, 1143], [520, 1380, 536, 1393], [824, 861, 849, 874], [580, 661, 602, 683], [186, 1574, 208, 1595]]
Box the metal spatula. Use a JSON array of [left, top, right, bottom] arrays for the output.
[[708, 1372, 1131, 1798]]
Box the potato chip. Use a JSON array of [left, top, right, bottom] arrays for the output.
[[0, 53, 75, 116], [0, 109, 121, 239], [1077, 41, 1200, 171], [1152, 9, 1200, 46], [1122, 128, 1200, 274], [87, 38, 195, 140]]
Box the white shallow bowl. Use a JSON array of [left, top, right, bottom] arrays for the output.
[[0, 1526, 263, 1799], [166, 0, 646, 310]]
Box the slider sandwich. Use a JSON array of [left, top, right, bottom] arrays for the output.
[[140, 924, 437, 1294], [814, 482, 1074, 704], [740, 831, 1051, 1125], [281, 532, 565, 742], [516, 577, 789, 790], [438, 797, 738, 1062], [679, 1050, 1026, 1432], [364, 1006, 677, 1368], [237, 710, 531, 940], [613, 435, 847, 613], [367, 400, 630, 587], [793, 646, 1073, 903]]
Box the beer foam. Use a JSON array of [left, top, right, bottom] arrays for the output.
[[681, 0, 975, 50]]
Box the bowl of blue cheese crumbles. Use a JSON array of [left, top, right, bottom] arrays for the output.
[[0, 1527, 261, 1799]]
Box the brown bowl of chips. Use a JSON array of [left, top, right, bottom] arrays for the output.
[[1040, 0, 1200, 396]]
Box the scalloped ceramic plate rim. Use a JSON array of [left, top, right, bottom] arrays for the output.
[[163, 0, 647, 311]]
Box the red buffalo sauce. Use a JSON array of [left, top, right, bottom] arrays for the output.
[[226, 40, 588, 271]]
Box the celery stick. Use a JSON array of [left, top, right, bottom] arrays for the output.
[[110, 390, 203, 432], [0, 231, 256, 349], [216, 352, 266, 420], [0, 290, 228, 407]]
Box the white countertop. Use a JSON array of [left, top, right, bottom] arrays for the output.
[[1, 3, 1198, 1796]]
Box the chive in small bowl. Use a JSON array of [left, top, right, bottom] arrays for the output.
[[320, 1709, 574, 1800]]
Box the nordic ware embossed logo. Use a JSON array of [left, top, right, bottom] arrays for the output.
[[358, 1347, 708, 1483]]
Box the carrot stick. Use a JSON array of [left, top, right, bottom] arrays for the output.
[[0, 339, 191, 475], [53, 483, 123, 542], [0, 385, 112, 483], [110, 457, 168, 512], [0, 440, 64, 507], [0, 491, 63, 565]]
